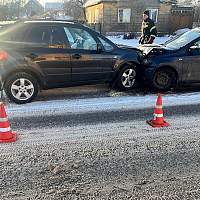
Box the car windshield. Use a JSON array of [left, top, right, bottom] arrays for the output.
[[164, 29, 200, 50]]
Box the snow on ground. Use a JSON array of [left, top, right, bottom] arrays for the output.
[[107, 28, 191, 48], [6, 92, 200, 118], [107, 35, 170, 48]]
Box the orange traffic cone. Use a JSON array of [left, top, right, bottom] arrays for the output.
[[0, 102, 17, 143], [147, 94, 169, 128]]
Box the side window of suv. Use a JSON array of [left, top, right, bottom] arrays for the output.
[[49, 27, 68, 48], [98, 37, 114, 52], [24, 26, 67, 48], [25, 26, 51, 45], [63, 27, 97, 51]]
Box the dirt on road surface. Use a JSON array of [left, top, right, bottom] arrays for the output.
[[1, 113, 200, 200]]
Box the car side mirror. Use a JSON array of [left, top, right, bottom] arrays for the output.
[[97, 43, 103, 53]]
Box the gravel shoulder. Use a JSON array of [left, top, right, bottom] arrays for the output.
[[1, 114, 200, 199]]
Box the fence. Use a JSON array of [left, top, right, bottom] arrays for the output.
[[193, 7, 200, 28]]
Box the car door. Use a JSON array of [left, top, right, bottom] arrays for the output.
[[182, 39, 200, 82], [21, 24, 71, 87], [63, 25, 111, 83]]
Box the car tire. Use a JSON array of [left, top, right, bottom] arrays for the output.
[[152, 68, 176, 91], [117, 65, 138, 90], [4, 72, 39, 104]]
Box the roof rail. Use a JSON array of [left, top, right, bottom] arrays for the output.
[[28, 17, 85, 24]]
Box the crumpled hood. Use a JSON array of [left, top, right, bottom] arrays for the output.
[[139, 44, 174, 57], [116, 44, 142, 53]]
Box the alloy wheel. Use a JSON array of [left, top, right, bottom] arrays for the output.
[[121, 68, 136, 88], [11, 78, 34, 101]]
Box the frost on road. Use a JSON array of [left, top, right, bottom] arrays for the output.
[[1, 113, 200, 199]]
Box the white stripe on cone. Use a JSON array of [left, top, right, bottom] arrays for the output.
[[0, 127, 11, 132], [156, 105, 162, 109], [0, 118, 8, 122], [154, 114, 163, 118]]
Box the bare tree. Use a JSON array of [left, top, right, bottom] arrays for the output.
[[0, 0, 25, 20], [63, 0, 86, 21]]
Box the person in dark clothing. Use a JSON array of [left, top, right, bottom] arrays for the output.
[[139, 10, 157, 44]]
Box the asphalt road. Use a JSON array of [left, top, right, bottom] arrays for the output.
[[7, 102, 200, 130], [1, 99, 200, 199]]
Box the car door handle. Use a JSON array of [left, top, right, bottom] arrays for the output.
[[72, 54, 81, 59]]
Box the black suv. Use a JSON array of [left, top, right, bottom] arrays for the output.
[[0, 20, 142, 104]]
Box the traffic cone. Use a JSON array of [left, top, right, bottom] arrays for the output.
[[0, 102, 17, 143], [147, 94, 169, 128]]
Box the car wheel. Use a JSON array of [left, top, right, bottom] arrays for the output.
[[117, 65, 137, 90], [4, 72, 39, 104], [152, 68, 176, 91]]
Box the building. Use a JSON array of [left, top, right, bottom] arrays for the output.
[[178, 0, 200, 27], [24, 0, 44, 17], [45, 2, 63, 12], [170, 4, 194, 31], [84, 0, 194, 35]]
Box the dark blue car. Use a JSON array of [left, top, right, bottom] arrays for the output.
[[142, 28, 200, 91]]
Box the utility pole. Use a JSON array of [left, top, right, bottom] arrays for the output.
[[17, 0, 20, 18]]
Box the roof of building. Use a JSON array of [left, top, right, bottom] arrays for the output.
[[25, 0, 43, 8], [84, 0, 195, 8], [84, 0, 118, 7], [84, 0, 175, 7]]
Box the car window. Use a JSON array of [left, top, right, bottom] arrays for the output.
[[63, 27, 74, 46], [25, 26, 51, 45], [49, 27, 67, 48], [63, 27, 97, 50], [98, 37, 114, 52], [194, 39, 200, 47], [23, 26, 67, 48], [164, 30, 200, 50]]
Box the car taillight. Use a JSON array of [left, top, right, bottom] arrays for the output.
[[0, 51, 8, 61]]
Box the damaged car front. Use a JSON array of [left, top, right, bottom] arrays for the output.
[[140, 28, 200, 91]]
